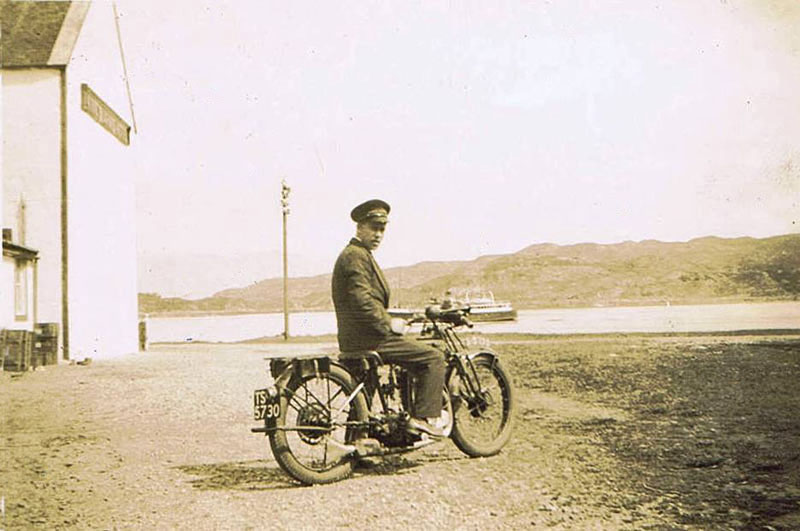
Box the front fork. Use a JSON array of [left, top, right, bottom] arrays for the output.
[[448, 350, 497, 411]]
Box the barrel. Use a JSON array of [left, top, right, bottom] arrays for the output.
[[36, 322, 59, 338], [33, 323, 60, 365]]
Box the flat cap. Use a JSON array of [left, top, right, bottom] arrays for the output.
[[350, 199, 390, 223]]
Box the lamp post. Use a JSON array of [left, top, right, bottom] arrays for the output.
[[280, 180, 291, 340]]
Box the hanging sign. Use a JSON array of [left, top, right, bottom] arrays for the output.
[[80, 83, 131, 146]]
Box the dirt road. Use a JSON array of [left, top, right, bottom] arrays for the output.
[[2, 334, 799, 529]]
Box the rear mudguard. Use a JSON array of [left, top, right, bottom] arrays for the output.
[[253, 356, 357, 435], [272, 356, 354, 390]]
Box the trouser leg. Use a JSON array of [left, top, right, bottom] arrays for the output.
[[376, 336, 445, 419]]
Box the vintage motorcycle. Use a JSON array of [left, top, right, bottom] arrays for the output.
[[251, 304, 515, 485]]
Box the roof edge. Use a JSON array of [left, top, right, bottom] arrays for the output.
[[3, 241, 40, 260], [47, 1, 91, 66]]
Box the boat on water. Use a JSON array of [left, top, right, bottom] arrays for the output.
[[388, 289, 518, 322], [452, 290, 518, 322]]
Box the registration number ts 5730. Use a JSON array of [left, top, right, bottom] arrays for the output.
[[253, 388, 281, 423]]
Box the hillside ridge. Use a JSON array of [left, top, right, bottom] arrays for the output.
[[139, 234, 800, 315]]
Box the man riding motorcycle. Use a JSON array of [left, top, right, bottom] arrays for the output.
[[331, 199, 448, 437]]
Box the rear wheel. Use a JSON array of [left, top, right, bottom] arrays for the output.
[[269, 364, 368, 485], [449, 353, 514, 457]]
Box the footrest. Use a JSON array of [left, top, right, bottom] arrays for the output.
[[353, 438, 383, 457]]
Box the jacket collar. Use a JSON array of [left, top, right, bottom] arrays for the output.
[[349, 237, 371, 251], [348, 238, 390, 299]]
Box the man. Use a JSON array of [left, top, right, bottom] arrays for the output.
[[332, 199, 447, 437]]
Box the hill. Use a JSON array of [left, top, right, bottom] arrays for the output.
[[139, 234, 800, 315]]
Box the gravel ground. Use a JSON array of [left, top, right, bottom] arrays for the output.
[[1, 334, 799, 530]]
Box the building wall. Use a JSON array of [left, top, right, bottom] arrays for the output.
[[0, 256, 14, 328], [64, 2, 138, 359], [0, 69, 6, 330], [1, 3, 138, 358], [1, 68, 63, 329], [0, 256, 36, 331]]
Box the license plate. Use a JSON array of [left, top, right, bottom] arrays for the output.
[[254, 388, 281, 426]]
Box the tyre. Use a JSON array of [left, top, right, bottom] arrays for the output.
[[449, 352, 514, 457], [269, 363, 368, 485]]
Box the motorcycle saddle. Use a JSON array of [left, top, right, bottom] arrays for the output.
[[338, 350, 383, 365]]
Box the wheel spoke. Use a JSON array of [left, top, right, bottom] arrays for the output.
[[284, 380, 347, 418], [278, 373, 358, 472], [269, 363, 369, 484], [451, 356, 514, 457]]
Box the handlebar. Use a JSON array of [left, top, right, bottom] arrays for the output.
[[421, 304, 473, 328]]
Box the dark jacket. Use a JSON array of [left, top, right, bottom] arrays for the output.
[[331, 238, 392, 351]]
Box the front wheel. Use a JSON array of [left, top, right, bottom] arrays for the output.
[[269, 364, 368, 485], [449, 353, 514, 457]]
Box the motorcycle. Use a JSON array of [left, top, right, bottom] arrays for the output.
[[251, 304, 515, 485]]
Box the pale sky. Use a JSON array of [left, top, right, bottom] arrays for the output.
[[115, 1, 800, 296]]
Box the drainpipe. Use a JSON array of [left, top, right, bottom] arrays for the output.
[[60, 66, 70, 361]]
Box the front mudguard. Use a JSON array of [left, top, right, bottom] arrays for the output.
[[446, 348, 501, 374], [445, 349, 501, 399]]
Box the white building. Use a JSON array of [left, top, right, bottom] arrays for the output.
[[1, 0, 138, 360]]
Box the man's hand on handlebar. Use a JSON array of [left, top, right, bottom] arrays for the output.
[[390, 317, 409, 335]]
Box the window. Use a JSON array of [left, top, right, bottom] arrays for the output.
[[14, 259, 28, 320]]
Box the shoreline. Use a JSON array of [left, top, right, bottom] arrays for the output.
[[149, 328, 800, 346], [139, 297, 799, 319]]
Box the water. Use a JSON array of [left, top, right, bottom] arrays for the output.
[[146, 301, 800, 344]]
